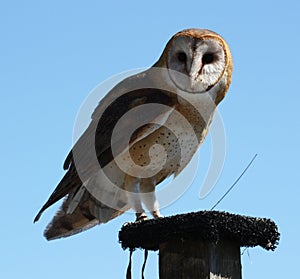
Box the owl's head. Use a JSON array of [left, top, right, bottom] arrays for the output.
[[157, 29, 232, 99]]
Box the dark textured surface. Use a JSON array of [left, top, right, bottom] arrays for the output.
[[119, 211, 280, 251]]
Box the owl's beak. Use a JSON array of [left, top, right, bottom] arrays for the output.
[[190, 75, 199, 90], [189, 56, 203, 90], [189, 66, 203, 90]]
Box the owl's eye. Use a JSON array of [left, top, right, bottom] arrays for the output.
[[177, 52, 187, 63], [202, 53, 215, 64]]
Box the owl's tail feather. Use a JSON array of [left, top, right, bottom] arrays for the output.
[[34, 169, 81, 223], [43, 187, 129, 240]]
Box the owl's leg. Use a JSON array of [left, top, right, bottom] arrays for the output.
[[124, 175, 148, 221], [140, 178, 163, 219]]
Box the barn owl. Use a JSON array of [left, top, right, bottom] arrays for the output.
[[34, 29, 233, 240]]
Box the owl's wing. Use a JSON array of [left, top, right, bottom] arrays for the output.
[[34, 68, 178, 240]]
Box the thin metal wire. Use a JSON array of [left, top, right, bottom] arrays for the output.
[[241, 247, 248, 255], [211, 154, 258, 210]]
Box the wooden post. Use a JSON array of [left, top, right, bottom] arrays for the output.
[[159, 238, 241, 279], [119, 211, 279, 279]]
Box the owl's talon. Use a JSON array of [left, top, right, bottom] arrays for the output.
[[152, 211, 163, 219], [135, 212, 148, 222], [123, 222, 132, 227]]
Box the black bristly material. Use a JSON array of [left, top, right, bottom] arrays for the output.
[[119, 211, 280, 251]]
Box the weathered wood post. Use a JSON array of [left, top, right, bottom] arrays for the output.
[[119, 211, 279, 279]]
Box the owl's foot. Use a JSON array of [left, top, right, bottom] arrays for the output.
[[152, 210, 163, 219], [135, 212, 148, 222]]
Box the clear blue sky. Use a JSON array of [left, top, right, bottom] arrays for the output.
[[1, 1, 299, 278]]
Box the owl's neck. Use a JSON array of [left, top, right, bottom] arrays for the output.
[[175, 91, 216, 145]]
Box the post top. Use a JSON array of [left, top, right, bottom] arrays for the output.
[[119, 211, 279, 251]]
